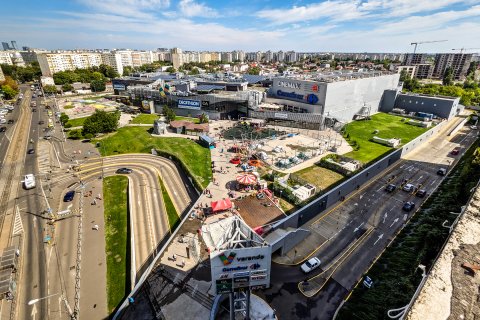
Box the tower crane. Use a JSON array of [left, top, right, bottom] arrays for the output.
[[410, 40, 448, 54], [452, 48, 480, 54]]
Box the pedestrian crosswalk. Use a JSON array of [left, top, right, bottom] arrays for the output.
[[37, 140, 52, 175], [13, 206, 23, 236]]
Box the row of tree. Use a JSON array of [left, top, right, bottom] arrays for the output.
[[67, 110, 119, 139], [0, 62, 42, 83]]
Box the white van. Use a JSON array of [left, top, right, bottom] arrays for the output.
[[24, 174, 36, 189]]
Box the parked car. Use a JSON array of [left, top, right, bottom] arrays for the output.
[[471, 125, 478, 130], [437, 168, 447, 176], [402, 183, 414, 192], [38, 120, 45, 125], [450, 147, 460, 155], [63, 190, 75, 202], [416, 189, 427, 198], [116, 168, 133, 174], [402, 201, 415, 212], [7, 119, 14, 124], [301, 257, 321, 273], [0, 127, 6, 132], [385, 184, 396, 193], [27, 149, 35, 154]]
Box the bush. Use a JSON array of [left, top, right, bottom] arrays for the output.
[[64, 123, 72, 128], [68, 129, 82, 139]]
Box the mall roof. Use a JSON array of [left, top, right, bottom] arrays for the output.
[[195, 84, 225, 92], [242, 74, 266, 84]]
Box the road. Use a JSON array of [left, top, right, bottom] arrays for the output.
[[76, 154, 194, 279], [258, 117, 478, 319]]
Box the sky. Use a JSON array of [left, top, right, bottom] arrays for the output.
[[1, 0, 479, 53]]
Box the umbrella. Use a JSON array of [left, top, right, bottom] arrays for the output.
[[236, 174, 257, 185]]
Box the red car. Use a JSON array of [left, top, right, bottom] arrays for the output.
[[450, 147, 460, 155]]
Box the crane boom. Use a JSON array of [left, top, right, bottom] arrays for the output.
[[452, 47, 480, 54], [410, 40, 448, 54]]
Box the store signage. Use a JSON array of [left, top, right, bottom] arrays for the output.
[[201, 101, 209, 107], [251, 275, 267, 281], [222, 265, 248, 272], [219, 252, 236, 266], [276, 90, 319, 105], [277, 81, 301, 89], [250, 284, 268, 290], [233, 276, 250, 289], [311, 84, 319, 92], [178, 99, 201, 110], [250, 270, 267, 276], [237, 254, 265, 262], [216, 279, 233, 294], [113, 84, 126, 90]]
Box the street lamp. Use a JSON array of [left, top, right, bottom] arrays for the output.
[[28, 293, 60, 305]]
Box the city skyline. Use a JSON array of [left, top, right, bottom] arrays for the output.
[[1, 0, 479, 52]]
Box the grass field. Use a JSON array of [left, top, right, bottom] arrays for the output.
[[343, 113, 429, 163], [131, 114, 160, 124], [175, 116, 200, 123], [67, 116, 89, 127], [63, 105, 74, 109], [103, 176, 129, 313], [293, 166, 345, 191], [96, 126, 212, 188], [159, 177, 180, 231]]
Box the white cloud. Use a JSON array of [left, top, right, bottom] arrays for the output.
[[178, 0, 218, 18], [256, 1, 367, 25], [367, 0, 473, 17], [78, 0, 171, 18]]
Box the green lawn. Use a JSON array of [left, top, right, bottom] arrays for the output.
[[159, 177, 180, 231], [293, 166, 345, 191], [96, 126, 212, 188], [67, 116, 89, 127], [103, 176, 129, 313], [131, 114, 160, 124], [175, 116, 200, 124], [343, 113, 429, 164], [63, 105, 74, 109]]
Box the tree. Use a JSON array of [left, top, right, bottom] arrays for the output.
[[59, 113, 69, 126], [123, 66, 134, 76], [198, 113, 209, 123], [68, 129, 83, 139], [99, 64, 119, 79], [62, 83, 74, 92], [0, 84, 18, 100], [162, 105, 176, 123], [82, 110, 118, 136], [247, 66, 261, 75], [190, 67, 200, 75], [166, 66, 176, 73], [442, 67, 454, 86], [90, 80, 106, 92], [43, 85, 58, 94], [399, 70, 410, 82]]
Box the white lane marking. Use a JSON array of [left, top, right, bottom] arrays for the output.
[[374, 233, 384, 245], [390, 217, 399, 228]]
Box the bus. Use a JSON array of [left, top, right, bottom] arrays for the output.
[[24, 174, 36, 189]]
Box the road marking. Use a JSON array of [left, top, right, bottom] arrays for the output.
[[389, 217, 399, 228], [383, 212, 388, 224], [374, 233, 384, 245], [31, 304, 37, 320], [354, 222, 364, 233], [430, 179, 437, 186], [403, 214, 408, 221], [13, 205, 24, 235]]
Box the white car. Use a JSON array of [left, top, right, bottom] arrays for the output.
[[0, 119, 6, 124], [301, 257, 321, 273], [470, 125, 478, 130], [402, 183, 414, 192]]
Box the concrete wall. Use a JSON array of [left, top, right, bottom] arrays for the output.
[[401, 121, 446, 156], [380, 89, 400, 112], [323, 74, 401, 123], [395, 93, 459, 120]]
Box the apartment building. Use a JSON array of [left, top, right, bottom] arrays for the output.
[[101, 52, 124, 76], [432, 53, 473, 80], [0, 51, 13, 65], [0, 66, 5, 81], [37, 52, 103, 76]]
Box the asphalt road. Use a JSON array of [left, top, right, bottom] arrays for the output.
[[261, 118, 478, 319]]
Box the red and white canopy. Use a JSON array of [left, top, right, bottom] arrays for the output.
[[236, 173, 257, 185]]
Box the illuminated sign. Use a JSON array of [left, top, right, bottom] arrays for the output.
[[277, 81, 301, 89], [178, 99, 201, 110]]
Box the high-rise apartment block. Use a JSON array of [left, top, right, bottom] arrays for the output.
[[432, 53, 473, 80]]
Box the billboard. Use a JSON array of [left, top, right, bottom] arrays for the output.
[[178, 99, 201, 110], [210, 246, 271, 295], [113, 84, 126, 90], [141, 100, 154, 114]]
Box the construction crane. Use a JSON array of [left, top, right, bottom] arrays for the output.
[[452, 48, 480, 54], [410, 40, 448, 54]]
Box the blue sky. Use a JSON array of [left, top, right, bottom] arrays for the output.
[[1, 0, 479, 52]]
